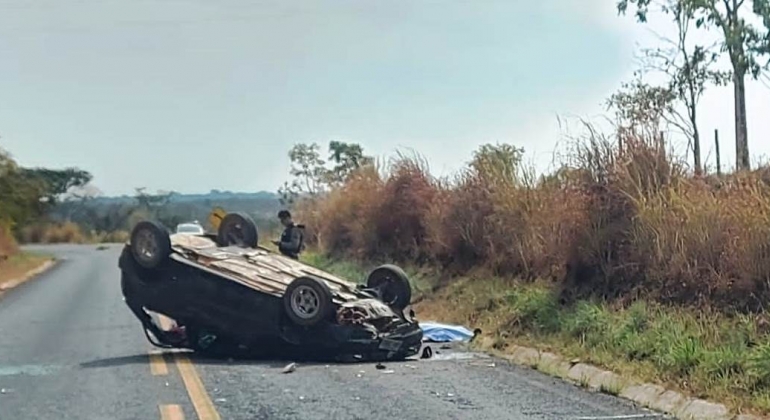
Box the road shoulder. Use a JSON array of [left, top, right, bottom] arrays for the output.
[[0, 252, 58, 296]]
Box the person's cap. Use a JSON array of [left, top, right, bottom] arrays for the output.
[[278, 210, 291, 219]]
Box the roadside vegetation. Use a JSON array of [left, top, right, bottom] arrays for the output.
[[0, 252, 52, 287], [281, 12, 770, 408]]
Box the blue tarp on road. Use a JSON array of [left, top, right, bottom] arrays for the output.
[[419, 322, 475, 343]]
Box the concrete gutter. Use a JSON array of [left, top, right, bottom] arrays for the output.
[[474, 338, 766, 420]]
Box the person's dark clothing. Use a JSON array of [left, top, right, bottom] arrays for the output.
[[278, 223, 303, 259]]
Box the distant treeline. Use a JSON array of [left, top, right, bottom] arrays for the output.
[[47, 190, 284, 239]]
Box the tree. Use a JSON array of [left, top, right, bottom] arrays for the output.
[[607, 76, 679, 141], [0, 148, 93, 231], [326, 141, 374, 186], [278, 143, 327, 205], [278, 141, 373, 205], [20, 167, 92, 206], [634, 0, 730, 174], [619, 0, 770, 171], [469, 143, 525, 185]]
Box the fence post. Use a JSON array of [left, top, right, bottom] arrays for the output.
[[715, 129, 721, 177]]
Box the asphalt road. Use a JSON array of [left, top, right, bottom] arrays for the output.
[[0, 244, 664, 420]]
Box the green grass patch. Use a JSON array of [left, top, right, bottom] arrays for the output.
[[305, 251, 770, 415], [302, 251, 437, 300]]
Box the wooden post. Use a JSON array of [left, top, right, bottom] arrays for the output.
[[715, 129, 721, 177]]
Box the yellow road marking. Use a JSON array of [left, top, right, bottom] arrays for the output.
[[159, 404, 185, 420], [174, 353, 221, 420], [149, 350, 169, 376]]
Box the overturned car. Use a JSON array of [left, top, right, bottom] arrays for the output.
[[118, 212, 423, 361]]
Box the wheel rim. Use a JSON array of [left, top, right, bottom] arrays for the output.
[[372, 274, 398, 305], [135, 229, 158, 262], [224, 221, 245, 246], [290, 285, 321, 319]]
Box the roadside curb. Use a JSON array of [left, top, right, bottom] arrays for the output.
[[474, 339, 765, 420], [0, 258, 58, 295]]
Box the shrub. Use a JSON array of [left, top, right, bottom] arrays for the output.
[[297, 130, 770, 313]]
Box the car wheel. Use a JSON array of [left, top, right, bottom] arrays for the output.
[[215, 212, 259, 248], [366, 264, 412, 310], [283, 276, 333, 327], [130, 220, 171, 269]]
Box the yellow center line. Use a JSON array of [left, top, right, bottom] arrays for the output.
[[149, 350, 169, 376], [174, 353, 221, 420], [159, 404, 185, 420]]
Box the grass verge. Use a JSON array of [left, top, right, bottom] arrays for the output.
[[0, 252, 54, 289], [306, 251, 770, 416]]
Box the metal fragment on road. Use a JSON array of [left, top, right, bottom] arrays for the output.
[[421, 346, 433, 359], [282, 362, 297, 374], [375, 363, 386, 370]]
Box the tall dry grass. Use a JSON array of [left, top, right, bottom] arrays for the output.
[[297, 130, 770, 313], [0, 222, 18, 259]]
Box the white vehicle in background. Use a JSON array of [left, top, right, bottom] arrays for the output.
[[175, 221, 205, 235]]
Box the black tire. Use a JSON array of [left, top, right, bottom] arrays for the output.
[[283, 276, 334, 327], [129, 220, 171, 269], [216, 212, 259, 248], [366, 264, 412, 310]]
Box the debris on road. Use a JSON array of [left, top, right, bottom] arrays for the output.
[[421, 346, 433, 359], [380, 369, 395, 374], [375, 363, 386, 370], [282, 362, 297, 374]]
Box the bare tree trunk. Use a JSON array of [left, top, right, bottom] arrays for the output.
[[734, 71, 750, 170], [715, 129, 721, 177], [691, 105, 701, 175]]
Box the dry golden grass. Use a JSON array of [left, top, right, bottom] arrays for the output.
[[0, 223, 18, 260], [0, 252, 52, 288], [298, 132, 770, 313]]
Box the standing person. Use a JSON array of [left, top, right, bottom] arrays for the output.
[[272, 210, 304, 259]]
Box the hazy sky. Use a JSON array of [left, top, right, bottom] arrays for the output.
[[1, 0, 769, 196]]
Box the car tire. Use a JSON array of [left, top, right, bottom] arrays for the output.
[[215, 212, 259, 248], [129, 220, 172, 269], [283, 276, 334, 327], [366, 264, 412, 310]]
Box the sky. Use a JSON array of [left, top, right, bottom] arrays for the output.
[[1, 0, 769, 196]]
